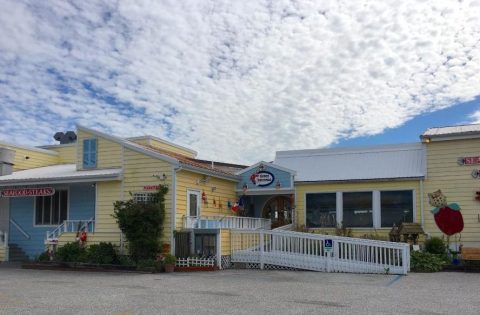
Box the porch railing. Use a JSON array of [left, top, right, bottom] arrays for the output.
[[183, 215, 271, 230], [46, 218, 95, 241], [231, 230, 410, 275]]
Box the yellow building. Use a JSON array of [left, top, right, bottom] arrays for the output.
[[1, 123, 479, 268]]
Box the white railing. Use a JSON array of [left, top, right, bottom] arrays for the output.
[[183, 216, 271, 230], [231, 230, 410, 275], [46, 218, 95, 241]]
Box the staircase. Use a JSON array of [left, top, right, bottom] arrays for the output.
[[8, 244, 29, 262], [230, 230, 410, 275]]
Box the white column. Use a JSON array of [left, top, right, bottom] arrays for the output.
[[336, 192, 343, 226]]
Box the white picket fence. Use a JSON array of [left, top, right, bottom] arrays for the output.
[[176, 257, 216, 267], [231, 230, 410, 275], [183, 215, 271, 230]]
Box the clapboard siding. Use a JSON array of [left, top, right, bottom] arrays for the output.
[[175, 170, 237, 230], [295, 180, 421, 239], [95, 181, 122, 233], [424, 138, 480, 244], [76, 130, 122, 170], [0, 144, 59, 171], [47, 144, 77, 164], [220, 229, 231, 256], [123, 148, 173, 244]]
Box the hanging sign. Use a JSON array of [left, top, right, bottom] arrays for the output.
[[0, 187, 55, 198], [324, 239, 333, 253], [250, 171, 275, 187], [458, 156, 480, 166]]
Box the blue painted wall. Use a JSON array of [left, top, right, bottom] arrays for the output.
[[237, 163, 293, 191], [9, 183, 95, 258]]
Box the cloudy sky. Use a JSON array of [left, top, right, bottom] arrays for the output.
[[1, 0, 479, 164]]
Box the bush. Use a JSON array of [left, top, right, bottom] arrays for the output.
[[55, 242, 87, 263], [36, 251, 50, 262], [425, 237, 447, 255], [164, 254, 176, 265], [86, 242, 118, 265], [411, 251, 448, 272], [113, 186, 167, 262]]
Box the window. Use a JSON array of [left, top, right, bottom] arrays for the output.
[[381, 190, 413, 227], [194, 233, 216, 257], [133, 192, 157, 204], [306, 193, 336, 228], [83, 138, 97, 168], [187, 190, 200, 217], [343, 192, 373, 228], [35, 190, 68, 225]]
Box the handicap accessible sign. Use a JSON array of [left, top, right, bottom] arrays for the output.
[[325, 239, 333, 252]]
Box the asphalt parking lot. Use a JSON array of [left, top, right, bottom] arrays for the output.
[[0, 265, 479, 315]]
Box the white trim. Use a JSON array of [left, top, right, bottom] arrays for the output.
[[32, 186, 70, 228], [77, 125, 180, 166], [235, 161, 297, 176], [0, 174, 123, 187], [171, 166, 180, 255], [420, 179, 425, 229], [372, 191, 380, 228], [187, 189, 201, 217], [216, 232, 221, 269], [0, 140, 59, 156], [126, 135, 198, 157], [94, 182, 98, 232]]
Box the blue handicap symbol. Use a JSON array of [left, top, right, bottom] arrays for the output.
[[325, 239, 333, 248]]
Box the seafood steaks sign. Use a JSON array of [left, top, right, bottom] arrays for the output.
[[0, 187, 55, 197]]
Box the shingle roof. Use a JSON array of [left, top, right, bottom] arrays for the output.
[[275, 143, 425, 182], [141, 145, 246, 178], [0, 164, 122, 186]]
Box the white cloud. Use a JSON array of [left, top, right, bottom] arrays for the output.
[[0, 0, 479, 163], [471, 110, 480, 123]]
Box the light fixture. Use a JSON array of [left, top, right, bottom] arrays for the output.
[[152, 173, 167, 181]]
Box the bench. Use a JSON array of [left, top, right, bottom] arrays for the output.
[[461, 247, 480, 271]]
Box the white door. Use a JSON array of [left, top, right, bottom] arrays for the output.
[[187, 190, 201, 217]]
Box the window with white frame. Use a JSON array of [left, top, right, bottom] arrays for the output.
[[35, 190, 68, 225], [305, 190, 414, 229], [306, 193, 336, 228], [343, 192, 373, 228], [83, 138, 97, 168], [133, 192, 157, 204], [380, 190, 414, 227]]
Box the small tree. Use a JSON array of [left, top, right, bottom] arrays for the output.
[[113, 186, 167, 262]]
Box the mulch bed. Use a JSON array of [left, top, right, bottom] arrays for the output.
[[22, 261, 139, 273]]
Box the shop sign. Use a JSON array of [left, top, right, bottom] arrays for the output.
[[0, 187, 55, 198], [458, 156, 480, 166], [250, 171, 275, 187], [143, 185, 161, 191]]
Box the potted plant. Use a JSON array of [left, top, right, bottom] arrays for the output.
[[164, 254, 176, 273]]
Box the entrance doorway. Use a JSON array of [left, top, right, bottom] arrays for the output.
[[262, 196, 292, 229]]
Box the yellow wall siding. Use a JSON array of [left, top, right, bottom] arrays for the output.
[[76, 130, 123, 170], [95, 181, 122, 234], [220, 229, 231, 256], [47, 144, 77, 164], [175, 170, 237, 230], [424, 138, 480, 244], [122, 148, 173, 244], [295, 180, 421, 238], [0, 144, 59, 171]]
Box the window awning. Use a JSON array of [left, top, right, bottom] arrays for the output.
[[0, 164, 122, 186]]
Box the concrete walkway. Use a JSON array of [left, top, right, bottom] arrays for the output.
[[0, 266, 479, 314]]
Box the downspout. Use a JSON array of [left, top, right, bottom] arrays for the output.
[[171, 166, 182, 255], [420, 179, 425, 229]]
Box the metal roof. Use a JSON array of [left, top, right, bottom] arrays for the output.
[[274, 143, 425, 182], [421, 123, 480, 140], [0, 164, 122, 186]]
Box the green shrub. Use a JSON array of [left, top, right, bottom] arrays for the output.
[[113, 185, 167, 262], [118, 255, 135, 267], [86, 242, 118, 265], [424, 237, 447, 255], [36, 251, 50, 262], [55, 242, 87, 263], [411, 251, 448, 272], [163, 254, 176, 265]]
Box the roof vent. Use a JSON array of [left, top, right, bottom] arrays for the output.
[[54, 131, 77, 144]]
